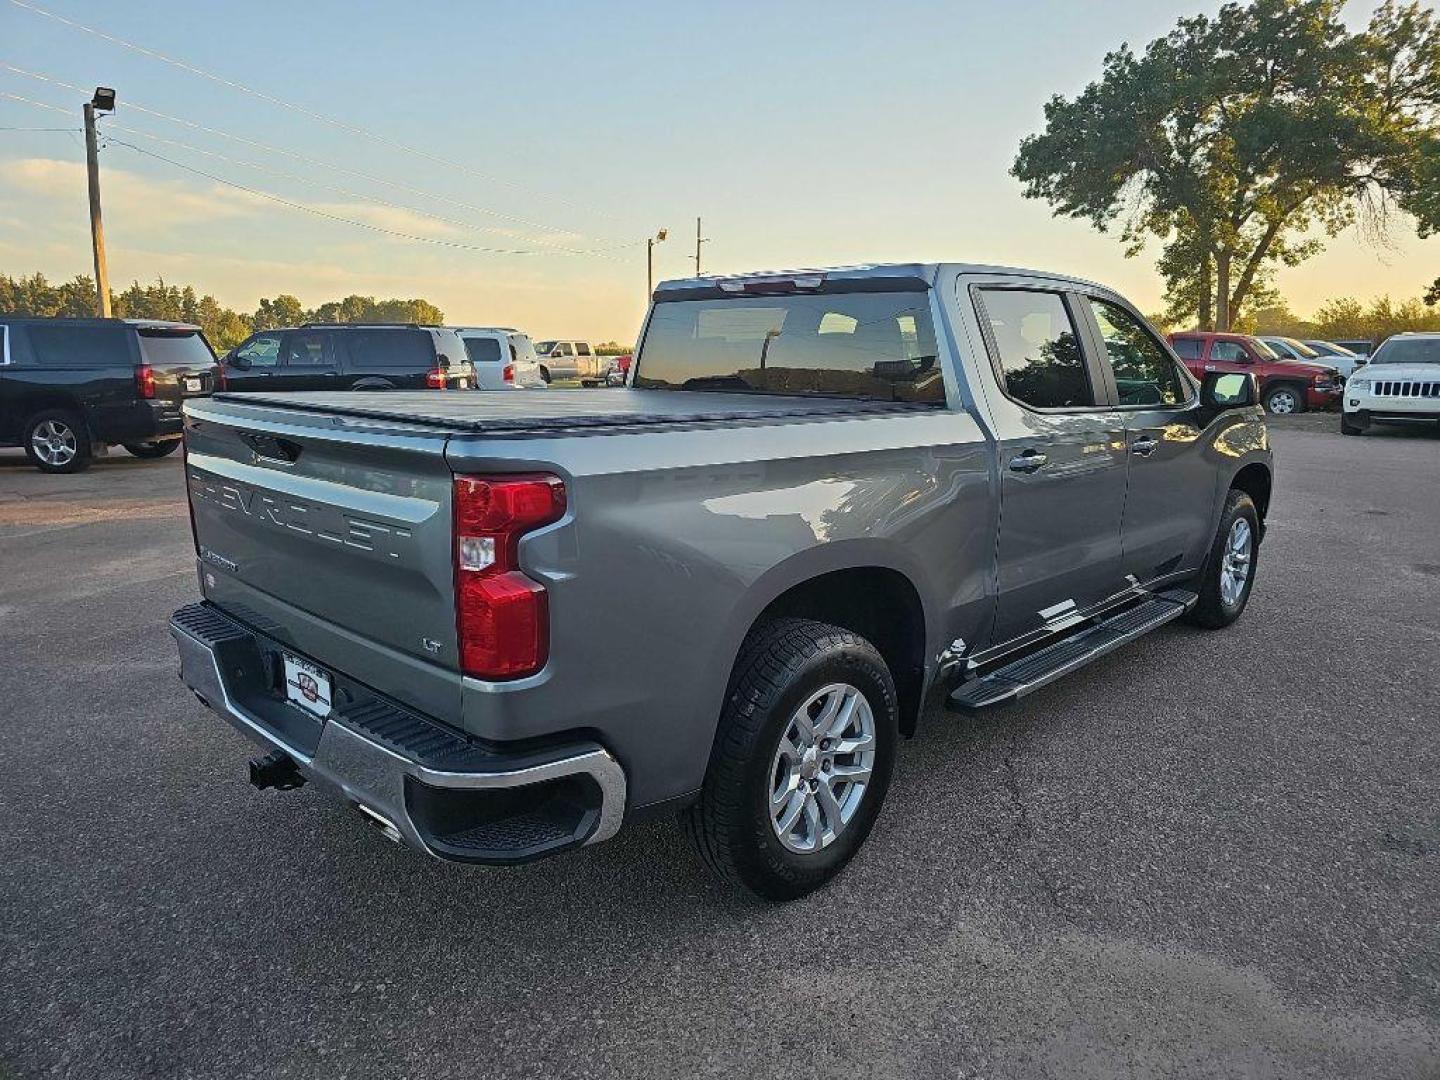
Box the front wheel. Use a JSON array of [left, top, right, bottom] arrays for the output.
[[1186, 489, 1260, 629], [684, 617, 898, 901], [123, 439, 182, 459], [1263, 384, 1305, 415], [1340, 412, 1365, 436]]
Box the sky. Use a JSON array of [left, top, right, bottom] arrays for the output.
[[1, 0, 1435, 343]]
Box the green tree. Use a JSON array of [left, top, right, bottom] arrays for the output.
[[251, 294, 307, 329], [1013, 0, 1440, 331], [1426, 277, 1440, 306]]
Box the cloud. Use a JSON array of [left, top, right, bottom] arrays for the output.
[[2, 157, 261, 226]]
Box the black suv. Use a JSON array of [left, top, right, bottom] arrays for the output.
[[0, 317, 218, 473], [219, 324, 475, 393]]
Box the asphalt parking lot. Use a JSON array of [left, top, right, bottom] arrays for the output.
[[1, 414, 1437, 1079]]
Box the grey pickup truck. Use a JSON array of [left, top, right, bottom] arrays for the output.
[[170, 263, 1272, 899]]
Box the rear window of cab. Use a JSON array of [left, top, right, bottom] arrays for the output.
[[635, 291, 943, 403]]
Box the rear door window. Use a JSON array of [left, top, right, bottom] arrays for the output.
[[341, 329, 433, 369], [25, 322, 131, 368], [1088, 299, 1189, 406], [1211, 341, 1249, 362], [977, 289, 1094, 409], [1171, 337, 1203, 360], [576, 342, 592, 357], [283, 331, 332, 366], [463, 336, 504, 364]]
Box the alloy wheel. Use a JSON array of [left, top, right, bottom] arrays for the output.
[[768, 683, 876, 854], [1220, 517, 1252, 607], [31, 419, 77, 466]]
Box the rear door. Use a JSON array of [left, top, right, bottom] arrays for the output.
[[272, 330, 341, 392], [1080, 295, 1214, 584], [971, 284, 1129, 647], [339, 329, 433, 389], [463, 334, 508, 389]]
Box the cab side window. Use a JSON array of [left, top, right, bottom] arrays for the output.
[[1088, 299, 1189, 406], [1171, 337, 1203, 360], [235, 334, 282, 367], [1211, 341, 1249, 362], [576, 342, 592, 357], [978, 289, 1094, 409], [560, 343, 575, 357]]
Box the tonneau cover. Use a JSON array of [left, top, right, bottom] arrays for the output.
[[210, 388, 934, 435]]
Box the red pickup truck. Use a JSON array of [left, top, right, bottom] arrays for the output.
[[1167, 331, 1343, 415]]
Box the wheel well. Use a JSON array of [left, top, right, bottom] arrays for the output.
[[1231, 463, 1272, 523], [754, 567, 927, 737], [19, 395, 88, 432]]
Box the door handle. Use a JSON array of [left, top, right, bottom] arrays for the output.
[[1008, 450, 1048, 473], [1131, 436, 1159, 457]]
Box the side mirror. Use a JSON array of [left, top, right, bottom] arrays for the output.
[[1355, 356, 1369, 366], [437, 355, 451, 370], [1202, 371, 1256, 409], [228, 354, 251, 370]]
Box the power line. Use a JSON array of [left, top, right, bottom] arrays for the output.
[[0, 125, 78, 131], [0, 63, 627, 245], [6, 0, 628, 225]]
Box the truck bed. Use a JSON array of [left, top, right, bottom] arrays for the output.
[[209, 388, 934, 436]]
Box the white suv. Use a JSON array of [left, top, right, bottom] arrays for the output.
[[454, 328, 548, 390], [1341, 333, 1440, 435]]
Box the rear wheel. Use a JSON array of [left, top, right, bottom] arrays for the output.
[[1263, 384, 1305, 415], [23, 409, 92, 474], [123, 439, 182, 459], [684, 617, 898, 900], [539, 365, 552, 385], [1186, 489, 1259, 629]]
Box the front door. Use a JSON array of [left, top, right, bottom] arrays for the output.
[[1082, 295, 1215, 584], [973, 286, 1130, 647], [223, 332, 283, 391]]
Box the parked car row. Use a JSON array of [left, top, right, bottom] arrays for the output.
[[1167, 331, 1344, 415], [0, 316, 621, 472]]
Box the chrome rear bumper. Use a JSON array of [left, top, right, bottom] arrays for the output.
[[170, 602, 627, 863]]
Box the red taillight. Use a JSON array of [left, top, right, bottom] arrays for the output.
[[135, 364, 156, 399], [454, 474, 566, 680], [502, 363, 514, 383], [426, 367, 446, 389], [216, 365, 227, 391]]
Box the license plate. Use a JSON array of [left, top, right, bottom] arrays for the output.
[[185, 377, 202, 393], [283, 654, 333, 718]]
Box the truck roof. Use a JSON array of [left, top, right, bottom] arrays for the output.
[[654, 262, 1110, 295]]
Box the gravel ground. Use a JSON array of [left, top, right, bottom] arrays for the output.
[[1, 413, 1436, 1079]]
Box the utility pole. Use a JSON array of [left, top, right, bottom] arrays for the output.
[[693, 217, 708, 276], [83, 87, 116, 317], [647, 227, 668, 298]]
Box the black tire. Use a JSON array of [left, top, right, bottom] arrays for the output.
[[580, 379, 597, 388], [1340, 412, 1365, 436], [123, 439, 182, 459], [1186, 489, 1260, 629], [683, 617, 898, 901], [539, 366, 552, 384], [1263, 383, 1306, 415], [22, 408, 93, 474]]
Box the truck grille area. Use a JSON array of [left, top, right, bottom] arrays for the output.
[[1373, 380, 1440, 398]]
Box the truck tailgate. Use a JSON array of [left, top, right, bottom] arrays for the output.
[[183, 396, 461, 725]]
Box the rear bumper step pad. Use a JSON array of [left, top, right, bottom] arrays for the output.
[[948, 590, 1198, 711], [169, 601, 627, 864]]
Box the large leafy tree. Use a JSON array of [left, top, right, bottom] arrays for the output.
[[1013, 0, 1440, 330]]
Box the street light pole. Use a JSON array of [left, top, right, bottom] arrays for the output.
[[82, 87, 116, 318], [647, 228, 668, 298]]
